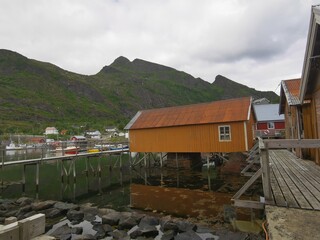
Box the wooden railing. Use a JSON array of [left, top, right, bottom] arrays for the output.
[[233, 138, 320, 209]]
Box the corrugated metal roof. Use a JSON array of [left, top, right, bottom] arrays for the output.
[[282, 79, 301, 106], [253, 104, 284, 122], [127, 97, 252, 130]]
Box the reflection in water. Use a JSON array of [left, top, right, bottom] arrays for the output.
[[130, 183, 232, 219], [1, 152, 263, 224]]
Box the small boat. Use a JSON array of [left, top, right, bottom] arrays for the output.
[[87, 148, 100, 153], [6, 141, 23, 150], [109, 144, 129, 150], [56, 146, 80, 154]]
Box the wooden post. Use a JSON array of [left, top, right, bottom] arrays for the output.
[[160, 152, 163, 168], [22, 165, 26, 194], [73, 158, 76, 183], [206, 156, 210, 170], [36, 163, 39, 193], [176, 153, 179, 169], [260, 142, 272, 201]]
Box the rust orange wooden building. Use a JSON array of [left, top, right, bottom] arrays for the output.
[[125, 97, 255, 153]]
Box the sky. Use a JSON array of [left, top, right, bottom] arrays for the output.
[[0, 0, 318, 94]]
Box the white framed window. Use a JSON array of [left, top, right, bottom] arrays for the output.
[[219, 125, 231, 141], [268, 122, 275, 129]]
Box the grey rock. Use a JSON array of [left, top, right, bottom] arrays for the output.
[[139, 215, 159, 227], [130, 224, 158, 239], [118, 216, 138, 230], [67, 209, 84, 223], [176, 221, 197, 233], [73, 234, 96, 240], [71, 227, 83, 234], [160, 220, 179, 233], [32, 200, 56, 211], [50, 223, 72, 240], [161, 229, 176, 240], [54, 202, 79, 212], [92, 224, 109, 238], [43, 208, 63, 218], [16, 197, 33, 206], [109, 229, 128, 239], [101, 211, 122, 226], [174, 230, 202, 240]]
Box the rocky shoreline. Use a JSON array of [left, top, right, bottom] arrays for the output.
[[0, 197, 264, 240]]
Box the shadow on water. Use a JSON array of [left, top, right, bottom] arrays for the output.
[[0, 150, 264, 231]]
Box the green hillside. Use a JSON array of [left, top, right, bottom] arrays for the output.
[[0, 49, 279, 134]]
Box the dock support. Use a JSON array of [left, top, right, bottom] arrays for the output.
[[36, 162, 39, 193], [260, 142, 272, 201]]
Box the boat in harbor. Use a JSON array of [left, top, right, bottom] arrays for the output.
[[6, 141, 23, 150], [56, 146, 80, 154]]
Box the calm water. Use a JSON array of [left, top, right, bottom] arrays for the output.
[[0, 149, 263, 222]]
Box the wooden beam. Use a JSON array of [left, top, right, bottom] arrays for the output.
[[264, 139, 320, 149], [232, 199, 265, 209], [261, 143, 272, 201], [232, 168, 262, 200]]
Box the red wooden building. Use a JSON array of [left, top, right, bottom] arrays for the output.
[[253, 104, 285, 138]]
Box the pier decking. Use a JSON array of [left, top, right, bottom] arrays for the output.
[[268, 149, 320, 210]]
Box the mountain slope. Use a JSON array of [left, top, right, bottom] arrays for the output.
[[0, 49, 279, 134]]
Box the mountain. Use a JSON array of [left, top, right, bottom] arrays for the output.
[[0, 49, 279, 134]]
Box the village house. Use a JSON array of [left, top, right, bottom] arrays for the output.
[[253, 104, 285, 139], [85, 130, 101, 139], [125, 97, 255, 164], [44, 127, 59, 135], [279, 79, 301, 140]]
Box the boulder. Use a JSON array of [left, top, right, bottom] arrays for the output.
[[130, 224, 159, 239], [32, 200, 56, 211], [16, 197, 33, 206], [139, 215, 159, 227], [174, 230, 202, 240], [54, 202, 79, 212], [118, 216, 138, 230], [73, 235, 96, 240], [161, 230, 176, 240], [67, 209, 84, 223], [50, 223, 72, 240], [101, 211, 122, 226], [108, 229, 128, 239], [176, 221, 197, 233], [43, 208, 63, 218]]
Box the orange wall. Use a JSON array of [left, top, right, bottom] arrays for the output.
[[129, 120, 252, 153]]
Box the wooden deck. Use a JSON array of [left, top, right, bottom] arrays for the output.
[[268, 149, 320, 210]]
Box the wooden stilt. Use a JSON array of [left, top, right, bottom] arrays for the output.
[[22, 165, 26, 193], [36, 162, 39, 193], [176, 153, 179, 169], [160, 152, 163, 168], [73, 158, 76, 183]]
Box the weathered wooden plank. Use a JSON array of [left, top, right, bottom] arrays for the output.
[[269, 152, 300, 208], [232, 168, 262, 200], [279, 150, 320, 191], [232, 199, 265, 209], [265, 139, 320, 149], [260, 145, 272, 201], [270, 151, 313, 210], [269, 168, 287, 207], [276, 150, 320, 210]]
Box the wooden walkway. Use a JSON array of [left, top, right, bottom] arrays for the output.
[[268, 149, 320, 210]]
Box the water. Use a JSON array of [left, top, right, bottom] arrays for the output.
[[0, 150, 264, 224]]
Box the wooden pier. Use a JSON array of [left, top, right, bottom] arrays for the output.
[[268, 149, 320, 210], [233, 138, 320, 210]]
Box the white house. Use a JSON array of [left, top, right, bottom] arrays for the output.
[[85, 131, 102, 139], [44, 127, 59, 135]]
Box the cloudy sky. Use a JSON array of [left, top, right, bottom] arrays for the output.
[[0, 0, 318, 94]]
